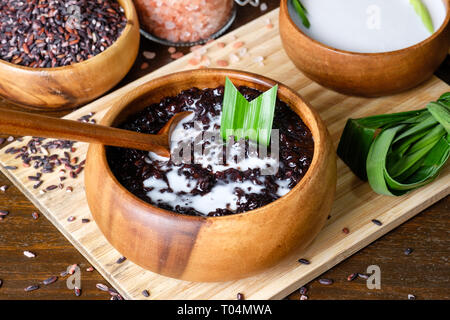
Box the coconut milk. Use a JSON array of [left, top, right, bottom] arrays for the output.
[[288, 0, 446, 53], [144, 107, 289, 216]]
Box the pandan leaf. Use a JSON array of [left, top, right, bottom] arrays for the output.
[[438, 92, 450, 105], [292, 0, 310, 29], [410, 0, 434, 33], [337, 92, 450, 196], [337, 109, 426, 180], [427, 101, 450, 134], [366, 125, 406, 196], [220, 77, 278, 146]]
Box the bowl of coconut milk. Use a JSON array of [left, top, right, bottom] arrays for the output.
[[279, 0, 450, 96]]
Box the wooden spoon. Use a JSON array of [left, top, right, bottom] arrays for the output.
[[0, 108, 193, 158]]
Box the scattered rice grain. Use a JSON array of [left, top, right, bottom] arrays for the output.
[[142, 51, 156, 59], [23, 250, 36, 258], [96, 283, 109, 292], [42, 276, 58, 285], [24, 284, 39, 292]]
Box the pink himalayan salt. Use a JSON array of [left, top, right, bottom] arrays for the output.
[[188, 58, 200, 65], [171, 52, 184, 60], [253, 56, 265, 67], [253, 56, 264, 63], [217, 42, 226, 48], [265, 18, 274, 29], [233, 41, 245, 49], [229, 53, 239, 63], [133, 0, 234, 43], [216, 59, 229, 67], [190, 45, 204, 52], [238, 47, 248, 57], [192, 46, 207, 57], [142, 51, 156, 59], [201, 56, 211, 67]]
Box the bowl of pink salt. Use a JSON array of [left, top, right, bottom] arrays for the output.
[[133, 0, 236, 46]]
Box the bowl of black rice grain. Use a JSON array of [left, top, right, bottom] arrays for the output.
[[0, 0, 140, 110]]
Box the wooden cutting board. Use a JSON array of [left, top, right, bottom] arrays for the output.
[[0, 8, 449, 300]]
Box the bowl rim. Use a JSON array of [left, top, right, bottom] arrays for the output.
[[92, 68, 329, 222], [0, 0, 138, 72], [281, 0, 450, 56]]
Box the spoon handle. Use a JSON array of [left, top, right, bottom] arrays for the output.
[[0, 108, 169, 155]]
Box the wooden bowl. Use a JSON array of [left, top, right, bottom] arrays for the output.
[[85, 69, 337, 282], [279, 0, 450, 97], [0, 0, 140, 111]]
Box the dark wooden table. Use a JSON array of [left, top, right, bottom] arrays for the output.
[[0, 1, 448, 300]]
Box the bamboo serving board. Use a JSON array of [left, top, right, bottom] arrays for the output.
[[0, 9, 449, 300]]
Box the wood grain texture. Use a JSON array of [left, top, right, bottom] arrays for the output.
[[0, 4, 448, 300], [288, 199, 450, 300], [0, 0, 140, 111], [279, 0, 450, 97]]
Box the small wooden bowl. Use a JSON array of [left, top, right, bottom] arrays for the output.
[[279, 0, 450, 97], [85, 69, 337, 282], [0, 0, 140, 111]]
